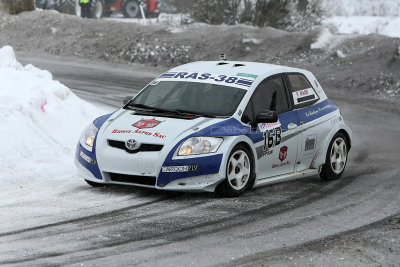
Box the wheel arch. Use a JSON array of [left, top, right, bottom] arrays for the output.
[[311, 123, 352, 169], [337, 129, 351, 151], [224, 138, 258, 179]]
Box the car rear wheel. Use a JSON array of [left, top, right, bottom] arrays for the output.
[[85, 179, 105, 187], [122, 0, 140, 18], [320, 132, 348, 180], [217, 144, 255, 197]]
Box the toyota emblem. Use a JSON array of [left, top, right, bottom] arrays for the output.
[[125, 139, 139, 151]]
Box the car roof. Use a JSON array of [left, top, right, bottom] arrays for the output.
[[170, 61, 306, 77]]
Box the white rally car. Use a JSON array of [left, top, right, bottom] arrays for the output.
[[75, 60, 352, 196]]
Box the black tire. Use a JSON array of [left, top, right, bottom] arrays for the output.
[[320, 132, 349, 181], [89, 0, 104, 19], [85, 179, 105, 187], [216, 144, 255, 197], [121, 0, 140, 18], [59, 0, 75, 14]]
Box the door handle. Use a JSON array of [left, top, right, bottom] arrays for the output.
[[288, 123, 298, 130]]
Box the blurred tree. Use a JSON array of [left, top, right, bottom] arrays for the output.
[[2, 0, 35, 14], [165, 0, 324, 30], [253, 0, 290, 28], [287, 0, 324, 30], [239, 0, 255, 24], [191, 0, 241, 25]]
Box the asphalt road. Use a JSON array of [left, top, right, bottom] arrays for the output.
[[2, 53, 400, 266]]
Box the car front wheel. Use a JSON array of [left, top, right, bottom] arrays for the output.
[[320, 132, 348, 180], [217, 144, 254, 197]]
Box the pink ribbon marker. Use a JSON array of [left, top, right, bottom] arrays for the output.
[[40, 101, 47, 112]]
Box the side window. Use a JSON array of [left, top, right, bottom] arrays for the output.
[[241, 75, 289, 123], [287, 74, 319, 108]]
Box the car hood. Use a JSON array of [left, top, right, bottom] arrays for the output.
[[99, 109, 218, 145]]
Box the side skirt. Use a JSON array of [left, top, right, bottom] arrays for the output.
[[253, 169, 319, 188]]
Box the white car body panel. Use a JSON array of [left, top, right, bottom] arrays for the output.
[[75, 61, 352, 193]]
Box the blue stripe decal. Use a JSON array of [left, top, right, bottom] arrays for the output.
[[157, 154, 223, 186], [76, 142, 102, 180], [76, 112, 116, 180], [236, 79, 252, 86], [93, 113, 114, 129], [160, 72, 177, 78], [157, 99, 338, 186]]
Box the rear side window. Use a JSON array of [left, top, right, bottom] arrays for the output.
[[287, 74, 319, 108]]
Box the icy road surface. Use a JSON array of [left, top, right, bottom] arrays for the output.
[[1, 53, 400, 266]]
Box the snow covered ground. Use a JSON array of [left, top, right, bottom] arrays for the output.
[[324, 16, 400, 38], [0, 46, 104, 184], [0, 47, 161, 235]]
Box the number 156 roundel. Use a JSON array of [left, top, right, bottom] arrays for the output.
[[75, 60, 352, 197]]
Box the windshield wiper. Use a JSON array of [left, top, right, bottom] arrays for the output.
[[127, 104, 216, 118], [128, 103, 185, 115], [174, 109, 217, 118], [127, 103, 156, 111]]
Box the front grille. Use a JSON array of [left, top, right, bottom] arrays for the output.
[[108, 140, 163, 154], [108, 172, 156, 186]]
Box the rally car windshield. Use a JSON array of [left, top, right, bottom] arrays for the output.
[[128, 81, 247, 117]]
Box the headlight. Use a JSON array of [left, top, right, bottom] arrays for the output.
[[178, 137, 223, 156], [80, 123, 98, 148]]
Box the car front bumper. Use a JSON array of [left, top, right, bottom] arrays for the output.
[[75, 143, 225, 192]]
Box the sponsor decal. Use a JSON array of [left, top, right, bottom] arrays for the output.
[[305, 104, 332, 117], [331, 116, 343, 125], [293, 88, 317, 105], [279, 146, 288, 161], [161, 165, 199, 173], [134, 129, 166, 139], [133, 119, 162, 129], [272, 160, 290, 169], [237, 73, 258, 79], [303, 134, 317, 158], [261, 149, 274, 157], [80, 151, 96, 165], [112, 129, 132, 134], [305, 137, 316, 151], [258, 119, 281, 133], [111, 129, 166, 139], [158, 72, 256, 88]]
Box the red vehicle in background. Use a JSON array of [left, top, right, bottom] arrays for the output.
[[75, 0, 159, 19], [104, 0, 159, 18]]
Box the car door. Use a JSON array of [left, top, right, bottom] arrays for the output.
[[241, 74, 300, 180], [285, 73, 320, 172]]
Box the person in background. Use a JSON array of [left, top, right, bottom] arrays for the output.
[[79, 0, 91, 18]]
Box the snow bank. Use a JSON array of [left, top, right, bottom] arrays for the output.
[[310, 28, 354, 51], [0, 46, 104, 183], [323, 16, 400, 38]]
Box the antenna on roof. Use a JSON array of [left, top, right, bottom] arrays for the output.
[[219, 54, 227, 61]]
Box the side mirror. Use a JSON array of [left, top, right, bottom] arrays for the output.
[[256, 110, 278, 123], [123, 96, 133, 105]]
